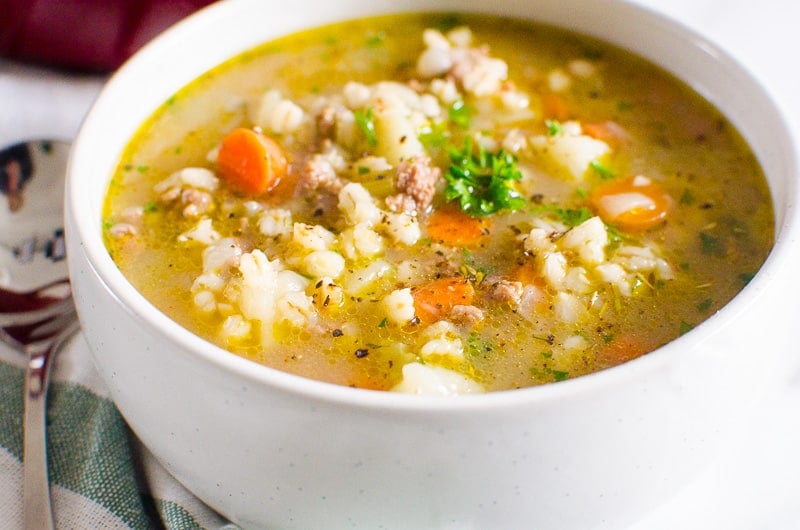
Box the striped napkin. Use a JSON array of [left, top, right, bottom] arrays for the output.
[[0, 333, 237, 530], [0, 59, 237, 530]]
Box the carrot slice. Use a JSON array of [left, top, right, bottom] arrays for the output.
[[412, 277, 475, 324], [541, 92, 570, 121], [589, 175, 672, 231], [426, 206, 490, 247], [581, 121, 629, 145], [217, 128, 288, 195], [509, 262, 541, 286], [597, 335, 650, 368]]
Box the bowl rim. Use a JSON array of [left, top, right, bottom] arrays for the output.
[[66, 0, 800, 412]]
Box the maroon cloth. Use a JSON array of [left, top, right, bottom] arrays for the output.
[[0, 0, 216, 72]]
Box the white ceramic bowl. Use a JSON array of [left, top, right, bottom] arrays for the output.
[[65, 0, 800, 528]]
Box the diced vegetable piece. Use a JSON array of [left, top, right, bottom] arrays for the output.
[[412, 277, 475, 324], [590, 175, 672, 231], [531, 132, 611, 181], [391, 362, 485, 395], [597, 335, 650, 367], [217, 128, 288, 195], [541, 92, 570, 120], [426, 205, 490, 246], [581, 121, 628, 144]]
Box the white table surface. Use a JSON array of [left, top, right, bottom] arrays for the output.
[[1, 1, 799, 528], [624, 2, 800, 528]]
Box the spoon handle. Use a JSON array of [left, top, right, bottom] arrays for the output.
[[22, 318, 80, 530]]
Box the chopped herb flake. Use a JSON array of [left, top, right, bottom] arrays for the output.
[[531, 204, 593, 228], [552, 370, 570, 382], [354, 108, 377, 147], [739, 272, 756, 285], [435, 14, 463, 32], [444, 137, 526, 217], [696, 298, 713, 312], [545, 119, 563, 136], [366, 32, 386, 48], [617, 100, 634, 112], [466, 332, 493, 357], [419, 121, 450, 149], [590, 159, 616, 179], [700, 232, 720, 255], [449, 100, 471, 128]]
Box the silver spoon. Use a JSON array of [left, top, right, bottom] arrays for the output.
[[0, 140, 78, 530]]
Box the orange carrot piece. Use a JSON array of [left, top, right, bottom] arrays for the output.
[[581, 121, 629, 145], [217, 128, 288, 195], [510, 262, 541, 286], [412, 277, 475, 324], [589, 176, 672, 232], [598, 335, 650, 368], [426, 206, 490, 247], [542, 92, 570, 121]]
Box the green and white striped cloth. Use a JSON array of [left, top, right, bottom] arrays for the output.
[[0, 59, 238, 530], [0, 333, 237, 530]]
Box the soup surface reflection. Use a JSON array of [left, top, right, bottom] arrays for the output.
[[103, 14, 773, 394]]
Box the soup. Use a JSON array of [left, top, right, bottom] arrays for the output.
[[102, 14, 773, 394]]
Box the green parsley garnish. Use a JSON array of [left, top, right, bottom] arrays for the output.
[[555, 206, 593, 227], [590, 159, 616, 179], [366, 32, 386, 48], [444, 138, 526, 217], [530, 204, 593, 228], [617, 100, 634, 112], [696, 298, 713, 312], [679, 188, 695, 205], [529, 354, 570, 382], [699, 232, 720, 255], [448, 100, 471, 128], [545, 119, 563, 136], [679, 321, 693, 335], [466, 332, 493, 357], [354, 107, 377, 147], [418, 121, 450, 149], [604, 224, 627, 251], [739, 272, 756, 285], [435, 14, 464, 32], [552, 370, 570, 382]]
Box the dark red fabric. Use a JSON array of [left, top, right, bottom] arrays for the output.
[[0, 0, 216, 72]]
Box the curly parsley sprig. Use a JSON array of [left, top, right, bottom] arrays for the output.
[[444, 137, 527, 217]]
